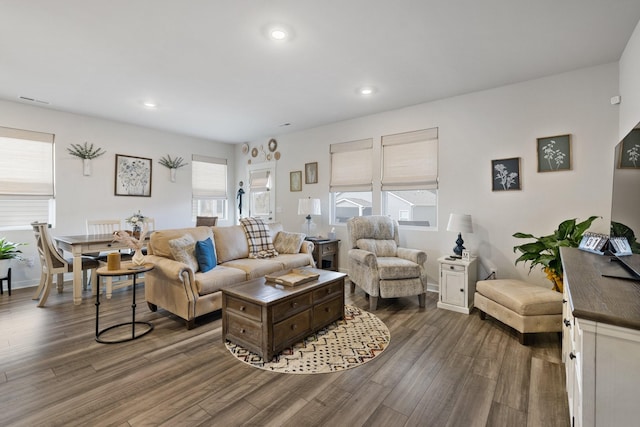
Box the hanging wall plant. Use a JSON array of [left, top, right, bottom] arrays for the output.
[[67, 142, 106, 176], [158, 155, 188, 182]]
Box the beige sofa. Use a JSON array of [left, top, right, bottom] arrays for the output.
[[144, 223, 314, 328]]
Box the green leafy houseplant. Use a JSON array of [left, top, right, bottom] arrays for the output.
[[513, 216, 599, 292], [0, 237, 25, 260]]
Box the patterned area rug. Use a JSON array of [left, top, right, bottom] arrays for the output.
[[225, 305, 390, 374]]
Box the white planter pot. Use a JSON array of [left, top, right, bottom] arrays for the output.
[[83, 158, 92, 176], [170, 168, 177, 182], [0, 259, 12, 278]]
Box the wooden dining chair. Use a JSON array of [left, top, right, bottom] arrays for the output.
[[196, 216, 218, 226], [31, 222, 99, 307]]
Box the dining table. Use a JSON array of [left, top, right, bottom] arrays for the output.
[[54, 233, 142, 305]]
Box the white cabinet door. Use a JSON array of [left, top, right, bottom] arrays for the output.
[[441, 266, 466, 307]]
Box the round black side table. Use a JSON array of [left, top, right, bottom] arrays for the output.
[[95, 263, 154, 344]]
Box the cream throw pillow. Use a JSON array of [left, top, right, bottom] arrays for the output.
[[273, 231, 305, 254], [169, 234, 199, 272]]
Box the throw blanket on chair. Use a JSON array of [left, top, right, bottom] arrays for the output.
[[240, 217, 279, 259]]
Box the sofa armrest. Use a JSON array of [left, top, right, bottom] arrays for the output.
[[145, 255, 194, 283], [348, 248, 377, 267], [397, 247, 427, 265], [300, 241, 314, 254]]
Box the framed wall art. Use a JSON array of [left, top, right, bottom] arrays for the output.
[[537, 134, 571, 172], [290, 171, 302, 192], [492, 157, 521, 191], [115, 154, 152, 197], [305, 162, 318, 184], [618, 128, 640, 169]]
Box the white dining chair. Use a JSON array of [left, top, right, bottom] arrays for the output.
[[85, 219, 133, 298]]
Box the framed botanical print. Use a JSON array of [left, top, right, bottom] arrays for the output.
[[619, 128, 640, 169], [115, 154, 152, 197], [537, 134, 571, 172], [290, 171, 302, 192], [305, 162, 318, 184], [492, 157, 521, 191]]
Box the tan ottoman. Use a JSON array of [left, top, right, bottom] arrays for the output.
[[474, 279, 563, 345]]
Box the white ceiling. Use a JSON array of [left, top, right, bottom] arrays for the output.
[[2, 1, 640, 143]]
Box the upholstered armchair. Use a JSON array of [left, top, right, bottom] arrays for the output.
[[347, 216, 428, 311]]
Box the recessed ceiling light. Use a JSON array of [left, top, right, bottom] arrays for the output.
[[358, 86, 377, 96], [264, 24, 294, 42], [143, 101, 157, 108], [270, 29, 287, 40]]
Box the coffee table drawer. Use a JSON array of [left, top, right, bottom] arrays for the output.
[[225, 296, 262, 321], [226, 312, 262, 346], [313, 281, 343, 303], [273, 309, 311, 349], [272, 293, 312, 323], [313, 297, 343, 329]]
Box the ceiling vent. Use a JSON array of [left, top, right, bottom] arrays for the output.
[[18, 96, 50, 105]]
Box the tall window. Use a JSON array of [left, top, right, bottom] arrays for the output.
[[329, 139, 373, 224], [0, 126, 55, 230], [191, 155, 228, 221], [382, 128, 438, 227]]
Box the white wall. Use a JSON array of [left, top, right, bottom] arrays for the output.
[[620, 19, 640, 138], [0, 99, 236, 287], [239, 63, 619, 288]]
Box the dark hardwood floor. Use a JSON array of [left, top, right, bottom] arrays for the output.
[[0, 279, 569, 426]]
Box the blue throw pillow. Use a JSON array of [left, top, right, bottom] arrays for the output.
[[195, 237, 217, 273]]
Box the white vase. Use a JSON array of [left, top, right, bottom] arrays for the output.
[[83, 158, 91, 176], [132, 249, 145, 266], [170, 168, 177, 182]]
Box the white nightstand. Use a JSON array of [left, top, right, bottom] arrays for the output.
[[437, 256, 478, 314]]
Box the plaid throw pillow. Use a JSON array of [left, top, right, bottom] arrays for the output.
[[240, 217, 279, 259]]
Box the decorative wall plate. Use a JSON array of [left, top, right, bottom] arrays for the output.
[[268, 138, 278, 152], [274, 151, 281, 160], [251, 147, 258, 157], [242, 143, 249, 155]]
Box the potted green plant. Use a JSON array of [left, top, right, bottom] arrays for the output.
[[0, 237, 25, 278], [513, 216, 599, 292]]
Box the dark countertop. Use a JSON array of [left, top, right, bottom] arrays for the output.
[[561, 247, 640, 330]]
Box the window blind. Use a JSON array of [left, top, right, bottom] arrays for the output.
[[329, 138, 373, 192], [381, 128, 438, 191], [249, 170, 271, 192], [0, 126, 55, 229], [191, 155, 227, 199]]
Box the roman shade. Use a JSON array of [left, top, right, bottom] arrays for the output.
[[192, 155, 227, 199], [381, 127, 438, 190], [330, 138, 373, 192]]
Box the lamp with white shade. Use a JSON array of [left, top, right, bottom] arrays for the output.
[[446, 213, 473, 257], [298, 197, 321, 237]]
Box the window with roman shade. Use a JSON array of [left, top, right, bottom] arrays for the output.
[[191, 155, 228, 220], [381, 128, 438, 227], [0, 126, 55, 230], [330, 138, 373, 223]]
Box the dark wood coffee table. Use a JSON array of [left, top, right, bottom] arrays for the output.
[[222, 268, 346, 361]]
